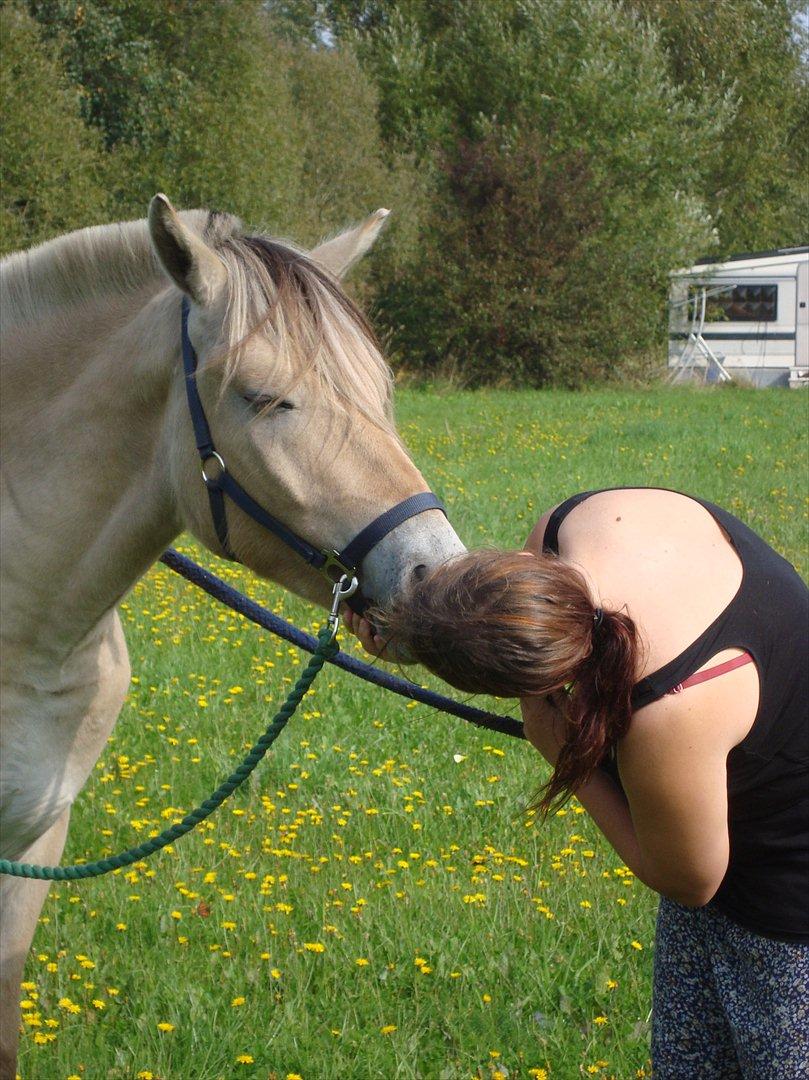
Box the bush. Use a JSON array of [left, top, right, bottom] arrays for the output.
[[367, 0, 719, 385], [0, 3, 109, 255]]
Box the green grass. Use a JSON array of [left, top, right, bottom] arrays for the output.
[[18, 388, 808, 1080]]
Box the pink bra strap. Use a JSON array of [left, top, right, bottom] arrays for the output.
[[667, 652, 754, 695]]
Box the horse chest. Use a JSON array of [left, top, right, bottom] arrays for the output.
[[0, 613, 130, 859]]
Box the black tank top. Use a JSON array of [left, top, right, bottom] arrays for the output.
[[543, 488, 809, 943]]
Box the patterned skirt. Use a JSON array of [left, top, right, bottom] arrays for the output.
[[652, 897, 809, 1078]]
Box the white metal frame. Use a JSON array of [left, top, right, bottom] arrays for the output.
[[668, 283, 733, 384]]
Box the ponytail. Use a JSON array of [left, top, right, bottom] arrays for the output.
[[534, 606, 639, 818]]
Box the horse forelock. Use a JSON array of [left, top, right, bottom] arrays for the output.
[[215, 233, 396, 436]]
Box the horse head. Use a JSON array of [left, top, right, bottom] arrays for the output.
[[148, 195, 465, 613]]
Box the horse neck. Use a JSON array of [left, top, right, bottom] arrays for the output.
[[0, 280, 184, 669]]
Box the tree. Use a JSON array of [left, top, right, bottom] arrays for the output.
[[26, 0, 306, 228], [0, 3, 109, 255], [362, 0, 721, 384], [626, 0, 808, 251]]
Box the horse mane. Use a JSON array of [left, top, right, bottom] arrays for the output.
[[0, 211, 394, 432]]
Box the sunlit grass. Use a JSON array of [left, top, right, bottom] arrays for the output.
[[18, 388, 807, 1079]]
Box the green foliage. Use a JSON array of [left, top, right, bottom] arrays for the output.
[[367, 0, 720, 385], [26, 0, 306, 227], [4, 0, 806, 383], [626, 0, 809, 252], [19, 0, 419, 265], [0, 3, 109, 254]]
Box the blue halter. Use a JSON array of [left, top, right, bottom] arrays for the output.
[[180, 299, 445, 613]]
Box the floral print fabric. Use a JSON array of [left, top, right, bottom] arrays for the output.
[[652, 897, 809, 1078]]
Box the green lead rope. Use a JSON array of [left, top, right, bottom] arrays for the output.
[[0, 629, 338, 881]]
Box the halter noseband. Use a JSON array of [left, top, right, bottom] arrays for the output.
[[180, 299, 445, 614]]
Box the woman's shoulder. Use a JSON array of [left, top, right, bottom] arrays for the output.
[[523, 489, 664, 555]]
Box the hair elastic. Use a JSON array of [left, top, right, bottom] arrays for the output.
[[592, 607, 604, 632]]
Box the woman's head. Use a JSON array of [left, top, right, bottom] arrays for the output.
[[377, 549, 640, 813]]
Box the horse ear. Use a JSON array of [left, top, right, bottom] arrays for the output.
[[308, 208, 390, 279], [148, 194, 227, 306]]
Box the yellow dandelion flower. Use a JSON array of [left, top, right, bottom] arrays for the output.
[[232, 997, 246, 1007], [355, 958, 369, 967], [157, 1021, 175, 1032], [303, 942, 325, 953], [235, 1055, 254, 1065], [380, 1024, 397, 1035], [631, 940, 643, 950]]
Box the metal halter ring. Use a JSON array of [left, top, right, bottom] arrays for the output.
[[328, 574, 360, 639], [201, 451, 227, 487]]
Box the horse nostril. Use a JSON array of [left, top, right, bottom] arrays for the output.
[[411, 563, 428, 583]]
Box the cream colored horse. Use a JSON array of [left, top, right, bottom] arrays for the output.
[[0, 196, 464, 1076]]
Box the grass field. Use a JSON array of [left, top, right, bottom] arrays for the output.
[[17, 388, 808, 1080]]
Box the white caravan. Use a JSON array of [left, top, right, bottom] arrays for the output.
[[669, 247, 808, 387]]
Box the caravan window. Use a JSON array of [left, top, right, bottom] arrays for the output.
[[694, 283, 778, 322]]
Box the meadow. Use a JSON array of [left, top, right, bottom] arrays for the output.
[[17, 387, 808, 1080]]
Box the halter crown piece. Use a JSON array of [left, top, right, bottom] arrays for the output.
[[180, 299, 445, 615]]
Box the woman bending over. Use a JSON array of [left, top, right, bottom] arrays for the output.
[[345, 487, 808, 1078]]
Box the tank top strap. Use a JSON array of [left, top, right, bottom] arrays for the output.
[[542, 490, 600, 554]]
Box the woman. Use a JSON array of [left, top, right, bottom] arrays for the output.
[[345, 487, 808, 1078]]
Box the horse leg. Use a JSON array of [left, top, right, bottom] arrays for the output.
[[0, 808, 70, 1080], [0, 613, 130, 1078]]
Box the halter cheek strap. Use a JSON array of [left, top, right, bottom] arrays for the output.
[[180, 299, 446, 612]]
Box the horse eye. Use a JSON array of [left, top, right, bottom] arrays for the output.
[[242, 393, 295, 411]]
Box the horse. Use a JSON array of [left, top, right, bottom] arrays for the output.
[[0, 195, 465, 1076]]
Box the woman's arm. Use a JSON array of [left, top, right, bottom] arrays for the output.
[[521, 695, 648, 883], [521, 694, 729, 906]]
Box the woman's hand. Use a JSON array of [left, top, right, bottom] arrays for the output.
[[341, 609, 390, 658]]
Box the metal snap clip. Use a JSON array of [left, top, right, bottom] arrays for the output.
[[328, 574, 360, 640]]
